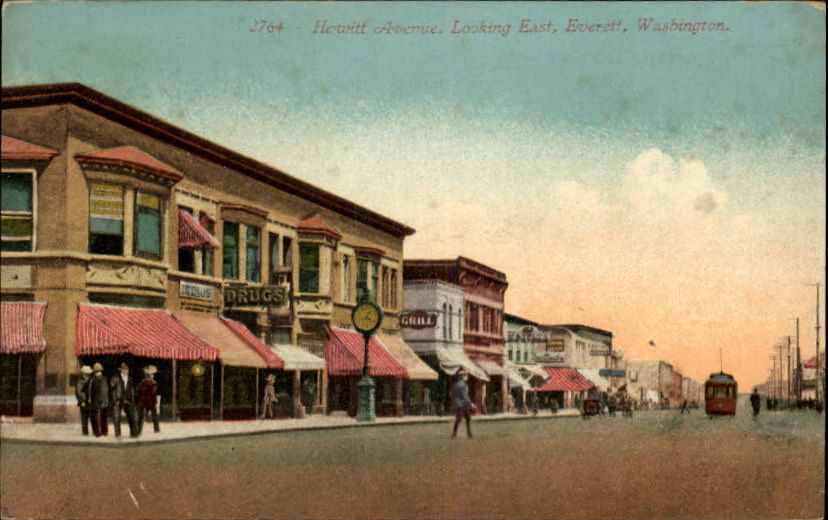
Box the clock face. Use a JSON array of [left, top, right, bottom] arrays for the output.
[[353, 303, 381, 333]]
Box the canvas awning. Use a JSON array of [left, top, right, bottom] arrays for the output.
[[517, 364, 550, 381], [377, 333, 438, 380], [434, 347, 489, 382], [175, 312, 282, 368], [77, 304, 218, 360], [577, 368, 611, 390], [804, 352, 825, 370], [1, 302, 47, 354], [270, 344, 325, 371], [220, 318, 284, 369], [476, 359, 505, 376], [178, 209, 220, 249], [507, 366, 533, 391], [325, 327, 407, 378], [536, 367, 593, 392]]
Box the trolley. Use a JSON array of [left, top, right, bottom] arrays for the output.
[[704, 371, 737, 417]]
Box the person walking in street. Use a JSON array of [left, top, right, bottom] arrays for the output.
[[750, 388, 761, 418], [75, 365, 93, 436], [680, 399, 689, 414], [88, 363, 109, 437], [110, 362, 138, 438], [261, 373, 278, 419], [451, 368, 474, 439], [137, 365, 160, 434], [423, 386, 432, 416]]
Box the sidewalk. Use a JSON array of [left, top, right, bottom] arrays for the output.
[[0, 409, 580, 446]]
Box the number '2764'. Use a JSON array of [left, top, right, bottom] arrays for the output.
[[249, 19, 284, 33]]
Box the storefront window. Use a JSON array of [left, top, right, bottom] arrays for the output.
[[246, 226, 261, 283], [1, 172, 34, 252], [223, 222, 239, 279], [135, 191, 162, 257], [299, 243, 320, 293], [89, 181, 124, 255]]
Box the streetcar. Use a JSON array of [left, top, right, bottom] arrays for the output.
[[704, 371, 738, 417]]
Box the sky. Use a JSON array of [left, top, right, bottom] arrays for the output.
[[2, 1, 825, 388]]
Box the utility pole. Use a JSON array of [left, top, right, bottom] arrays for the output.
[[796, 317, 801, 401], [816, 283, 822, 403], [786, 336, 792, 405]]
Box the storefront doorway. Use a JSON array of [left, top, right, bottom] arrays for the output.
[[0, 354, 38, 416]]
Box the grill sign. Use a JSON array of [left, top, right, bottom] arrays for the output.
[[400, 311, 438, 329], [224, 285, 288, 307]]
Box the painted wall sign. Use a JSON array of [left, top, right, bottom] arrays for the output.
[[224, 285, 288, 307], [400, 310, 438, 329], [590, 349, 610, 357], [546, 338, 565, 352], [180, 280, 214, 301], [599, 369, 626, 378]]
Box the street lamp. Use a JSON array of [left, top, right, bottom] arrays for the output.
[[352, 285, 383, 423]]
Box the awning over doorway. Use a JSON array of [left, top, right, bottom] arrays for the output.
[[325, 327, 407, 378], [270, 344, 325, 371], [178, 209, 219, 249], [377, 333, 438, 381], [220, 318, 285, 369], [76, 304, 218, 360], [577, 368, 611, 390], [536, 367, 593, 392], [1, 302, 47, 354], [175, 312, 276, 368], [434, 347, 489, 382], [506, 366, 533, 391], [475, 359, 506, 377], [517, 364, 550, 381]]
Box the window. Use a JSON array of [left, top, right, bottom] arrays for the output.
[[390, 269, 398, 309], [201, 213, 215, 277], [282, 236, 293, 267], [357, 259, 368, 297], [270, 328, 291, 345], [370, 261, 379, 301], [299, 243, 320, 293], [135, 191, 161, 257], [89, 182, 124, 255], [246, 226, 261, 282], [508, 349, 513, 361], [178, 207, 196, 273], [223, 222, 239, 279], [1, 172, 34, 252], [524, 351, 529, 363], [448, 304, 453, 340], [341, 255, 352, 302], [442, 303, 447, 341], [269, 232, 280, 277]]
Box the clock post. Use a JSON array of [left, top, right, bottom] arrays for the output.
[[352, 288, 383, 423]]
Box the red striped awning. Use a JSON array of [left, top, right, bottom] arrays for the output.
[[77, 304, 218, 360], [179, 209, 220, 249], [325, 327, 406, 378], [1, 302, 47, 354], [804, 352, 825, 370], [536, 367, 594, 392], [221, 317, 285, 369]]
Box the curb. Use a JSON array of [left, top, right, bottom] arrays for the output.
[[0, 412, 581, 448]]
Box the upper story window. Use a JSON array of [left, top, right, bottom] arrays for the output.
[[448, 304, 453, 340], [178, 207, 196, 273], [223, 222, 239, 279], [135, 191, 162, 257], [282, 236, 293, 267], [390, 269, 398, 309], [442, 303, 448, 341], [200, 213, 215, 277], [1, 171, 35, 252], [89, 182, 125, 255], [246, 226, 261, 283], [299, 243, 320, 293], [269, 232, 280, 277], [341, 254, 352, 302]]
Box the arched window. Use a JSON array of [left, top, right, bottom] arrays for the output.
[[448, 304, 453, 340]]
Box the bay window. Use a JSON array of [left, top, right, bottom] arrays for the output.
[[299, 243, 320, 293], [1, 172, 34, 252], [246, 226, 261, 283], [135, 191, 162, 257], [88, 182, 124, 255]]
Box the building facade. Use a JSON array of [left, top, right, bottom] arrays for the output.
[[404, 257, 508, 413], [1, 83, 416, 422]]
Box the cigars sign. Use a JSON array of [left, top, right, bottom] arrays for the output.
[[224, 285, 288, 308], [399, 310, 438, 329]]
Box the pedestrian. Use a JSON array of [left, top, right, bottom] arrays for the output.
[[261, 373, 278, 419], [88, 362, 109, 437], [137, 365, 160, 434], [75, 365, 93, 436], [531, 391, 539, 417], [749, 387, 762, 418], [451, 367, 474, 439], [422, 386, 432, 416], [506, 393, 515, 413], [110, 362, 138, 438], [680, 399, 689, 414]]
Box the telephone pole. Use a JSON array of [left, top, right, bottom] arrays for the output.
[[815, 284, 821, 403], [796, 317, 801, 401], [786, 336, 792, 404]]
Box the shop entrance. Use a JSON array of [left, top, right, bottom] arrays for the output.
[[0, 354, 38, 416]]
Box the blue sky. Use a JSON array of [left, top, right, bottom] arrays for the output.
[[2, 1, 825, 385]]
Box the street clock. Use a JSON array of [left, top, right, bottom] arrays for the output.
[[352, 301, 383, 335]]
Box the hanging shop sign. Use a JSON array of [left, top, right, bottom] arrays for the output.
[[400, 310, 438, 329], [224, 285, 288, 307]]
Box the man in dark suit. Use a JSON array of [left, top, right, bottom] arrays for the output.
[[110, 362, 138, 438], [89, 363, 109, 437], [137, 365, 160, 435], [75, 365, 93, 435]]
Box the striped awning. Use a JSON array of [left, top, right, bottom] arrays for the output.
[[221, 318, 285, 369], [1, 302, 47, 354], [536, 367, 593, 392], [804, 352, 825, 370], [377, 333, 438, 380], [178, 209, 219, 249], [577, 368, 611, 390], [76, 304, 218, 360], [325, 327, 407, 378], [270, 344, 326, 371], [175, 312, 279, 368]]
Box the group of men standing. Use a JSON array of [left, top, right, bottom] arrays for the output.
[[75, 362, 160, 438]]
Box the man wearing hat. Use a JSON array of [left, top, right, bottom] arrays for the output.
[[88, 363, 109, 437], [137, 365, 160, 434], [452, 367, 475, 439], [261, 373, 278, 419], [110, 362, 138, 438], [75, 366, 93, 436]]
